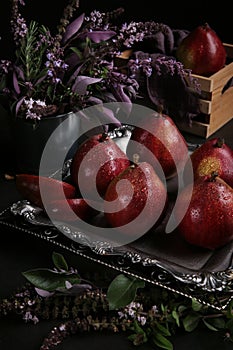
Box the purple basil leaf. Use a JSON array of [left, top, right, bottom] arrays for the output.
[[87, 96, 105, 105], [34, 74, 47, 86], [94, 105, 122, 127], [35, 288, 55, 297], [85, 30, 116, 43], [78, 104, 121, 129], [61, 13, 85, 45], [65, 51, 81, 69], [15, 66, 25, 80], [101, 91, 118, 103], [110, 85, 133, 118], [13, 71, 20, 95], [56, 283, 92, 295], [111, 84, 131, 104], [67, 62, 85, 85], [15, 96, 26, 116], [72, 75, 102, 94]]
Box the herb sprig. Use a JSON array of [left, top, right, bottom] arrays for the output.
[[0, 0, 201, 127], [1, 252, 233, 350]]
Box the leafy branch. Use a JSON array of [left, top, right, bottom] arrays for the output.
[[17, 21, 49, 82], [1, 252, 233, 350]]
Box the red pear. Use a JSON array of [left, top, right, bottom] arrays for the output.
[[104, 159, 168, 236], [15, 174, 76, 209], [126, 112, 189, 179], [174, 173, 233, 250], [188, 137, 233, 188], [70, 132, 131, 199], [176, 23, 226, 76]]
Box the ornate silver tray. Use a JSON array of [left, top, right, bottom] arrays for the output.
[[0, 126, 233, 311]]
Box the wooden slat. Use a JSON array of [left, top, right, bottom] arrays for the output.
[[223, 43, 233, 58], [178, 120, 209, 138], [181, 43, 233, 138], [191, 74, 213, 92], [199, 99, 211, 114]]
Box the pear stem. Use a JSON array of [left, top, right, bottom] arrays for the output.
[[215, 137, 224, 148], [157, 104, 164, 115], [100, 132, 109, 142], [209, 171, 218, 182], [133, 153, 140, 164]]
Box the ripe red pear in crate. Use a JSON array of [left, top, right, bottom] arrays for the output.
[[176, 23, 226, 76], [70, 132, 131, 199], [174, 173, 233, 250], [177, 40, 233, 138]]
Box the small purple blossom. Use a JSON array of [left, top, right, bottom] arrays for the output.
[[128, 57, 153, 77], [24, 98, 46, 120], [85, 10, 107, 29], [59, 324, 66, 331], [137, 315, 147, 326], [151, 305, 159, 314], [118, 301, 144, 320], [23, 311, 39, 324], [0, 60, 12, 74], [10, 1, 28, 43], [10, 16, 28, 43]]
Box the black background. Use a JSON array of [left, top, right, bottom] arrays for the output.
[[0, 0, 232, 59], [0, 2, 233, 349]]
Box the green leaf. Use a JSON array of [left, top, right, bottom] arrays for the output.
[[132, 320, 145, 334], [203, 317, 226, 330], [172, 310, 180, 327], [178, 305, 187, 313], [22, 268, 80, 291], [52, 252, 69, 271], [155, 322, 171, 336], [191, 299, 203, 312], [153, 332, 173, 350], [70, 47, 83, 59], [161, 303, 166, 313], [106, 274, 145, 310], [128, 321, 148, 345], [182, 313, 201, 332], [202, 319, 218, 331], [128, 334, 137, 342], [128, 332, 147, 346], [226, 318, 233, 332], [226, 300, 233, 319]]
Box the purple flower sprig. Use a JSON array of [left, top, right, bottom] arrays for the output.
[[0, 0, 202, 126], [0, 1, 139, 124]]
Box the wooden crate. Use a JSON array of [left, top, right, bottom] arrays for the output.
[[178, 43, 233, 138]]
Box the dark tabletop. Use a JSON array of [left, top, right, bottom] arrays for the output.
[[0, 118, 233, 350], [0, 0, 232, 347]]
